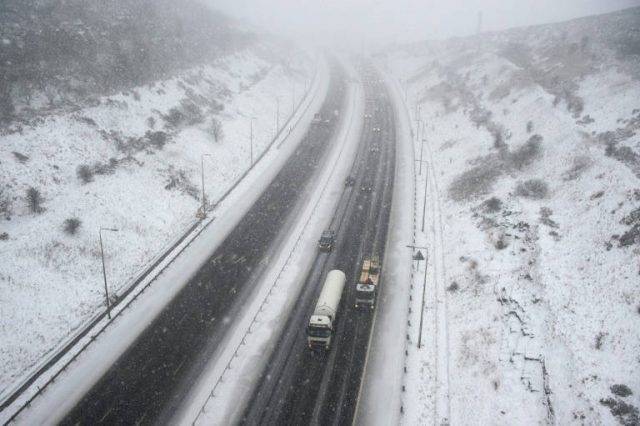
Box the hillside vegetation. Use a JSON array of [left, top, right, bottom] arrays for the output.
[[386, 7, 640, 425]]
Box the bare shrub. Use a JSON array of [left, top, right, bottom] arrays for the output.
[[0, 187, 12, 219], [146, 116, 156, 129], [516, 179, 549, 199], [164, 168, 199, 199], [611, 384, 633, 398], [482, 197, 503, 213], [77, 164, 94, 183], [0, 232, 8, 240], [146, 131, 169, 149], [508, 134, 542, 170], [63, 217, 81, 235], [26, 187, 44, 213], [164, 107, 185, 127], [595, 331, 607, 350], [526, 121, 533, 133], [447, 281, 459, 292], [449, 158, 503, 202], [600, 397, 639, 425], [208, 118, 224, 142]]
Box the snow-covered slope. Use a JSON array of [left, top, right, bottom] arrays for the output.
[[0, 42, 314, 398], [381, 7, 640, 425]]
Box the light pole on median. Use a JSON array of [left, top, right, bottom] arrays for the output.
[[201, 153, 212, 217], [99, 227, 118, 319]]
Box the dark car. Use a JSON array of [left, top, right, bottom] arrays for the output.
[[360, 183, 373, 192], [345, 175, 356, 187], [318, 230, 336, 252]]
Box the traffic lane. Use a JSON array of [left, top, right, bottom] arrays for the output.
[[243, 130, 375, 425], [62, 67, 347, 425], [313, 95, 395, 424], [241, 87, 379, 426], [274, 94, 385, 425], [322, 98, 396, 425]]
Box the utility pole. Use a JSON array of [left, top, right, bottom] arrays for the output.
[[276, 97, 280, 136], [291, 84, 295, 115], [421, 162, 429, 232], [415, 140, 427, 176], [406, 245, 428, 349], [99, 227, 118, 319], [250, 117, 254, 166], [201, 153, 212, 217]]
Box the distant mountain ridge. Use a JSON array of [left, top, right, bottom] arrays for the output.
[[0, 0, 253, 123]]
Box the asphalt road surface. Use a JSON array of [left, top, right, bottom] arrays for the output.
[[62, 63, 348, 425], [241, 62, 396, 426]]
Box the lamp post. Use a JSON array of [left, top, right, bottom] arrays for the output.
[[201, 153, 212, 216], [99, 227, 118, 319], [250, 117, 254, 167], [276, 97, 280, 135]]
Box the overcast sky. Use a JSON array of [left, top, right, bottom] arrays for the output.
[[210, 0, 640, 45]]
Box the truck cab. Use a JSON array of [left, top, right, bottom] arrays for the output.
[[307, 315, 333, 350]]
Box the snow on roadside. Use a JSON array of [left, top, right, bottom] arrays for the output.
[[0, 42, 314, 399], [363, 9, 640, 426]]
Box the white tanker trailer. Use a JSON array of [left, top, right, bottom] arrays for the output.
[[307, 270, 346, 350]]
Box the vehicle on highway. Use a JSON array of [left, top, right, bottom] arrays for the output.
[[344, 175, 356, 187], [318, 230, 336, 252], [307, 270, 346, 350], [370, 144, 380, 153], [355, 256, 380, 309], [373, 127, 381, 132], [360, 182, 373, 192]]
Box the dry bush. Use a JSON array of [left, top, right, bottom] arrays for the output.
[[516, 179, 549, 199]]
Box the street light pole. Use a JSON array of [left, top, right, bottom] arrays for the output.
[[250, 117, 254, 166], [99, 227, 118, 319], [276, 97, 280, 135], [201, 153, 212, 216]]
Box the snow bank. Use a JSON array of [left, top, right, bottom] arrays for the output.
[[364, 8, 640, 426]]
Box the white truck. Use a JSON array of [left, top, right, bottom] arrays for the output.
[[307, 270, 346, 350], [355, 256, 380, 309]]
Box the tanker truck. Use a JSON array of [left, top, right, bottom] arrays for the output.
[[307, 270, 346, 351]]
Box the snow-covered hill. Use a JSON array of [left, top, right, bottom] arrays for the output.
[[0, 29, 313, 407], [382, 7, 640, 425]]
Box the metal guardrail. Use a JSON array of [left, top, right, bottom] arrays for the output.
[[1, 57, 322, 424]]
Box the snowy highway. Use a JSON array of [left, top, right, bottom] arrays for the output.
[[241, 63, 396, 426], [55, 64, 348, 425]]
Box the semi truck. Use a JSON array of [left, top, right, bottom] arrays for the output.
[[355, 256, 380, 309], [307, 270, 346, 350]]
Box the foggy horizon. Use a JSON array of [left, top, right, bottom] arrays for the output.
[[211, 0, 640, 45]]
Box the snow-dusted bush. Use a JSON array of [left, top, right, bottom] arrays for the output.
[[0, 187, 12, 219], [515, 179, 549, 199], [77, 164, 94, 184], [26, 187, 44, 213], [63, 218, 82, 235]]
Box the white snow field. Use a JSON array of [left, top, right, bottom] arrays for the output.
[[360, 8, 640, 426], [0, 41, 316, 405]]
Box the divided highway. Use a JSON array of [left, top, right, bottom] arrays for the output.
[[61, 63, 347, 425], [241, 63, 396, 426]]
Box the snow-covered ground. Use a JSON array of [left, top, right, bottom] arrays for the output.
[[362, 8, 640, 426], [0, 41, 314, 400]]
